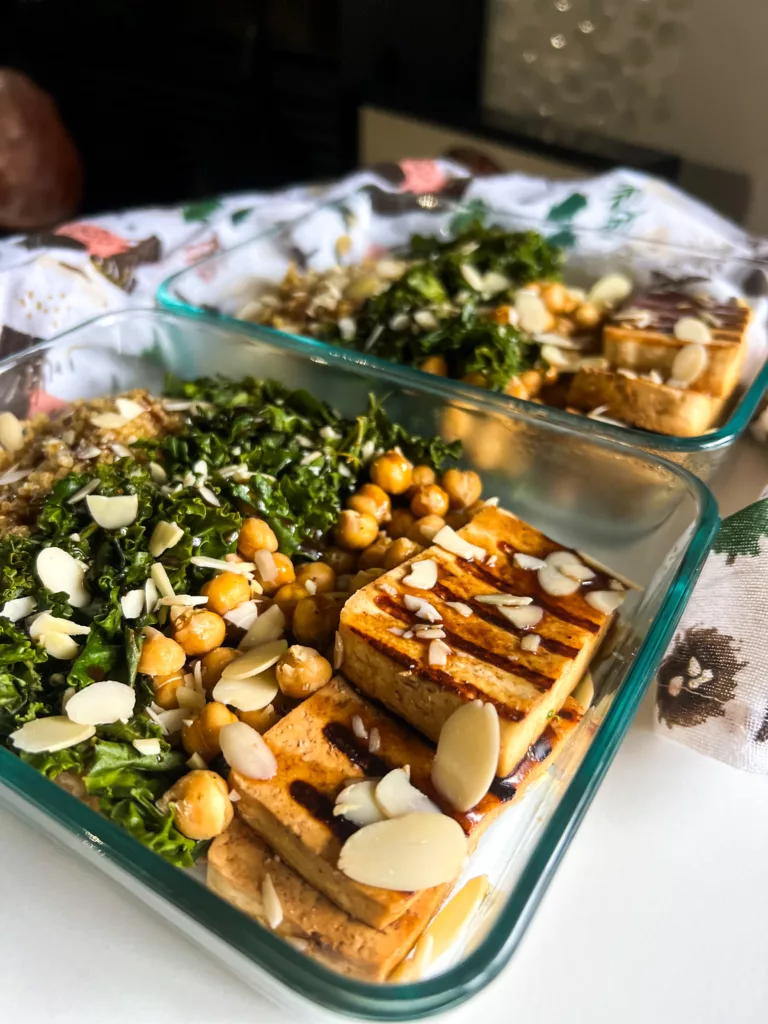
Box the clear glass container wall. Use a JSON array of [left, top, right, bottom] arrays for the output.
[[0, 310, 718, 1020]]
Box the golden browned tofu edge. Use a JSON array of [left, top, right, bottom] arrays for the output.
[[208, 818, 445, 982]]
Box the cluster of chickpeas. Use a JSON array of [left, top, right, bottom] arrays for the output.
[[136, 450, 484, 843]]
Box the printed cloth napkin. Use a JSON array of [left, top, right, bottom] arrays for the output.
[[1, 158, 767, 771]]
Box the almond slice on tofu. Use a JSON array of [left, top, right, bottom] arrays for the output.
[[339, 506, 612, 777]]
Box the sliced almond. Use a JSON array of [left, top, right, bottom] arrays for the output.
[[87, 494, 139, 530], [428, 638, 451, 667], [520, 633, 541, 653], [351, 715, 368, 741], [186, 752, 208, 770], [144, 577, 160, 614], [157, 594, 209, 608], [671, 343, 708, 386], [41, 633, 81, 660], [149, 461, 167, 484], [225, 600, 260, 632], [36, 548, 91, 608], [433, 525, 486, 563], [9, 716, 95, 753], [459, 263, 485, 292], [221, 639, 287, 680], [149, 521, 185, 558], [213, 667, 279, 711], [375, 769, 441, 818], [571, 670, 595, 710], [176, 686, 207, 711], [151, 562, 175, 600], [220, 721, 277, 780], [115, 397, 145, 421], [253, 549, 277, 583], [515, 291, 551, 333], [0, 466, 32, 486], [445, 601, 472, 618], [673, 316, 712, 345], [334, 780, 387, 827], [482, 270, 510, 296], [29, 612, 90, 639], [498, 604, 543, 629], [514, 553, 546, 570], [587, 272, 633, 309], [334, 631, 344, 670], [191, 555, 256, 576], [560, 562, 595, 582], [576, 551, 641, 591], [261, 873, 283, 930], [432, 700, 500, 812], [132, 737, 161, 757], [403, 593, 442, 624], [402, 559, 438, 591], [90, 412, 128, 430], [585, 590, 625, 614], [338, 812, 467, 890], [0, 411, 24, 453], [65, 680, 136, 725], [121, 589, 145, 620], [239, 604, 285, 650], [540, 345, 582, 372], [1, 595, 37, 622], [475, 593, 533, 607], [537, 564, 580, 597]]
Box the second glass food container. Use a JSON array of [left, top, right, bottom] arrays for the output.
[[0, 309, 717, 1020]]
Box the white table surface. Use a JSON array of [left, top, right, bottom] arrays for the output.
[[3, 437, 768, 1024]]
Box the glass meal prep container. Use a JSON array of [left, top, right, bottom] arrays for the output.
[[0, 309, 717, 1021], [156, 191, 768, 483]]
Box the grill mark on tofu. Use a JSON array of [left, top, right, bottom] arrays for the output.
[[432, 580, 580, 660], [344, 621, 525, 722], [374, 594, 558, 692], [456, 554, 602, 634], [323, 723, 390, 776], [289, 780, 358, 843]]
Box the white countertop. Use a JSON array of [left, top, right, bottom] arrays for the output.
[[3, 438, 768, 1024]]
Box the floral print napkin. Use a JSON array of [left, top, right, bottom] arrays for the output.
[[1, 158, 767, 770]]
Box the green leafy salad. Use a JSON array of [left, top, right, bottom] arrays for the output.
[[0, 376, 459, 866]]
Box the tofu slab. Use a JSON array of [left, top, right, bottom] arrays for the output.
[[604, 291, 750, 398], [231, 673, 583, 928], [339, 506, 610, 777], [208, 818, 445, 982], [567, 366, 724, 436]]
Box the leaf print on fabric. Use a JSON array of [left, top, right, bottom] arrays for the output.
[[91, 236, 161, 292], [449, 198, 488, 235], [605, 184, 641, 231], [182, 198, 223, 222], [547, 193, 587, 222], [230, 208, 252, 226], [712, 498, 768, 564], [546, 227, 577, 249], [56, 224, 131, 258], [657, 626, 746, 729]]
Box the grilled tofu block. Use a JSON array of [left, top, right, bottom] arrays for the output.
[[339, 506, 610, 778], [603, 292, 750, 397], [208, 817, 446, 982], [231, 674, 582, 928], [568, 366, 725, 437]]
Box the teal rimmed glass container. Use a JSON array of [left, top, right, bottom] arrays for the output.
[[156, 193, 768, 481], [0, 309, 718, 1020]]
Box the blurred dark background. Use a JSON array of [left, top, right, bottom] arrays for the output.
[[0, 0, 755, 226]]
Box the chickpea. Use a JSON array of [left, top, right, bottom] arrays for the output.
[[574, 302, 602, 329], [238, 517, 278, 559], [182, 701, 238, 760], [273, 582, 312, 626], [445, 509, 470, 530], [153, 671, 186, 710], [383, 537, 423, 570], [466, 499, 488, 519], [554, 316, 576, 337], [200, 647, 241, 692], [292, 594, 344, 648], [335, 510, 379, 551], [419, 355, 448, 376], [346, 483, 391, 524], [336, 574, 354, 592], [370, 450, 413, 496], [201, 571, 251, 616], [358, 533, 392, 570], [138, 634, 186, 677], [461, 372, 487, 388], [387, 507, 416, 539], [408, 514, 445, 546], [410, 484, 450, 519], [173, 610, 227, 657], [276, 645, 333, 699], [165, 770, 233, 841], [238, 704, 281, 734], [441, 468, 483, 510], [324, 546, 357, 575], [254, 551, 296, 596], [295, 562, 336, 594], [408, 465, 436, 496], [541, 282, 570, 314], [350, 568, 385, 592]]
